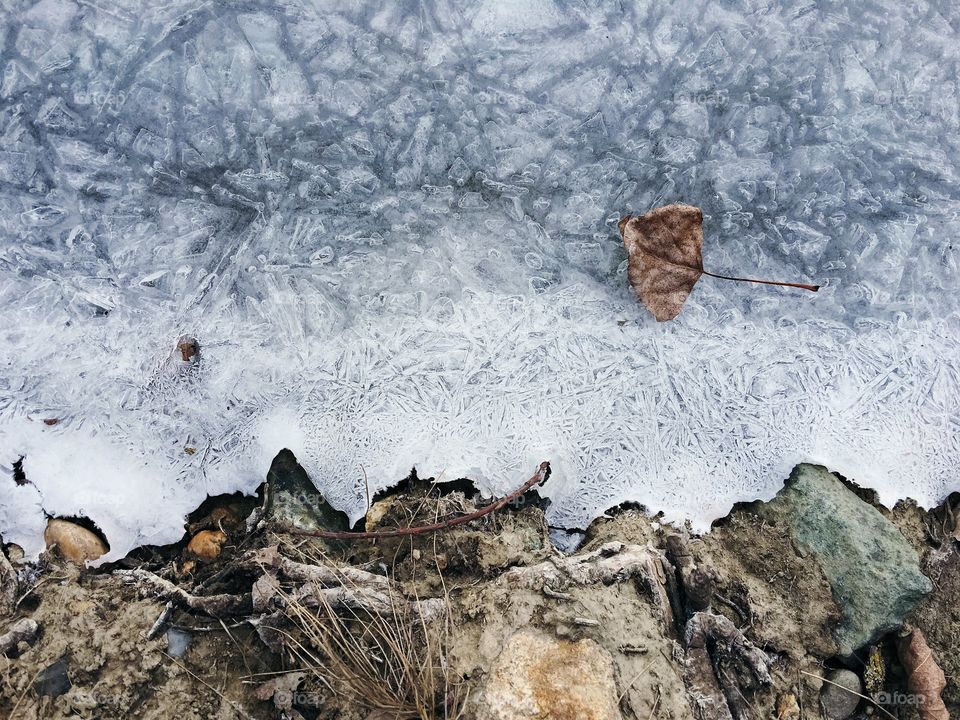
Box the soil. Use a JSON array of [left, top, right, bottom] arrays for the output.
[[2, 478, 958, 720]]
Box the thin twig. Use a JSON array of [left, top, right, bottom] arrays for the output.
[[646, 687, 661, 720], [9, 666, 42, 720], [146, 601, 175, 640], [219, 618, 252, 677], [618, 656, 658, 703]]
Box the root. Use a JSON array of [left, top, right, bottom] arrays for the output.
[[117, 568, 252, 617], [685, 612, 771, 686], [664, 533, 773, 720], [243, 546, 390, 588], [117, 549, 442, 622], [501, 541, 675, 630]]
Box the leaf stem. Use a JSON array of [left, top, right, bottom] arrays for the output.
[[701, 270, 819, 292]]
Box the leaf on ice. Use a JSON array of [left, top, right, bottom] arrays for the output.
[[619, 204, 705, 321], [618, 204, 819, 322]]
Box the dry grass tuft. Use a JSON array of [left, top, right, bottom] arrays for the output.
[[280, 553, 467, 720]]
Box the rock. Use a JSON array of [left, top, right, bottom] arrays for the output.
[[759, 464, 931, 656], [188, 505, 242, 535], [263, 449, 349, 533], [473, 630, 621, 720], [44, 519, 108, 563], [34, 656, 71, 697], [186, 529, 226, 561], [176, 335, 199, 363], [819, 669, 861, 719]]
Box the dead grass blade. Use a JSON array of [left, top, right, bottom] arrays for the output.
[[280, 549, 466, 720]]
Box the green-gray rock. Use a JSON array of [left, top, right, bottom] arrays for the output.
[[263, 449, 349, 533], [760, 464, 931, 657]]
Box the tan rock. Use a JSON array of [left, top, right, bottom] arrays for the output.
[[44, 519, 108, 563], [186, 529, 227, 561], [474, 630, 621, 720]]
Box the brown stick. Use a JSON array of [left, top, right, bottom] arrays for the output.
[[276, 461, 551, 540]]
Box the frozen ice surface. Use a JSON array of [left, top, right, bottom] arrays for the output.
[[1, 0, 959, 561]]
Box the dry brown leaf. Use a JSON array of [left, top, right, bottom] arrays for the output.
[[619, 204, 705, 321], [897, 627, 948, 720], [776, 693, 800, 720], [619, 204, 819, 321]]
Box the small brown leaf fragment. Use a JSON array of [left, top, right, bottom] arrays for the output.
[[620, 204, 705, 321], [776, 693, 800, 720], [177, 336, 199, 363], [897, 627, 948, 720], [254, 671, 306, 711]]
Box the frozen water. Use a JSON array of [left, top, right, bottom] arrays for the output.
[[1, 0, 958, 562]]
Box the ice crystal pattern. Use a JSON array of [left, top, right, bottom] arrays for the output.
[[1, 0, 958, 561]]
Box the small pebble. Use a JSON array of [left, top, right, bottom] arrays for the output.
[[820, 668, 861, 719], [5, 543, 24, 563]]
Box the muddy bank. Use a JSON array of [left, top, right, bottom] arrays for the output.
[[1, 457, 957, 719]]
